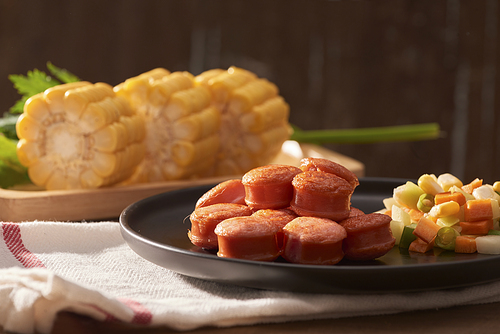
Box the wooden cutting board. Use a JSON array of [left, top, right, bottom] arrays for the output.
[[0, 141, 364, 222]]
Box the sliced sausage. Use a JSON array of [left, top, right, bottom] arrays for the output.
[[290, 170, 354, 221], [282, 217, 347, 265], [214, 216, 282, 261], [300, 157, 359, 189], [252, 209, 298, 249], [195, 179, 246, 209], [189, 203, 253, 249], [349, 207, 365, 217], [252, 208, 298, 230], [340, 213, 395, 261], [242, 164, 302, 210]]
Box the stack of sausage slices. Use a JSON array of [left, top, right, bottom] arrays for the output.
[[188, 158, 395, 265]]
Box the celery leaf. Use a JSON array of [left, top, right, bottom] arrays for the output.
[[8, 69, 60, 113], [47, 61, 80, 84], [7, 62, 80, 114], [0, 114, 20, 140], [0, 135, 31, 189]]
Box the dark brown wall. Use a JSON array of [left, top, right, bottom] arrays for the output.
[[1, 0, 499, 183]]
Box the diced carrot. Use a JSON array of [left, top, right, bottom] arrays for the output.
[[408, 209, 424, 222], [409, 237, 435, 253], [464, 199, 493, 222], [427, 215, 438, 223], [459, 219, 494, 235], [455, 235, 477, 253], [413, 216, 441, 244], [385, 209, 392, 217], [434, 192, 467, 206], [462, 178, 483, 194]]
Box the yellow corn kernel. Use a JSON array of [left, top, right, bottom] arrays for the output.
[[44, 81, 90, 114], [92, 123, 127, 153], [64, 82, 115, 122], [24, 95, 51, 121], [239, 96, 289, 133], [16, 82, 145, 190], [16, 139, 41, 166], [437, 173, 463, 192], [418, 174, 444, 195], [16, 113, 42, 141], [80, 98, 120, 132], [244, 126, 290, 155], [228, 78, 278, 114], [171, 135, 220, 167], [27, 158, 54, 186], [493, 181, 500, 193], [429, 201, 461, 218], [173, 106, 220, 141], [149, 71, 194, 107], [194, 68, 225, 86], [114, 68, 171, 110], [163, 85, 211, 121], [80, 168, 104, 189], [206, 66, 257, 104]]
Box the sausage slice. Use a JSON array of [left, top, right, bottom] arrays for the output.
[[290, 170, 354, 221], [189, 203, 253, 249], [340, 213, 395, 261], [242, 164, 302, 210], [300, 157, 359, 189], [214, 216, 282, 261], [195, 179, 246, 209], [282, 217, 347, 265]]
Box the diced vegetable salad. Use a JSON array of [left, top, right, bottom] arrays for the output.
[[384, 173, 500, 255]]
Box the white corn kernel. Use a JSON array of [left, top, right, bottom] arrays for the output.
[[437, 173, 463, 192]]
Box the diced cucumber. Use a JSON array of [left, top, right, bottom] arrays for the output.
[[390, 220, 404, 245], [393, 182, 425, 211], [391, 205, 411, 226], [436, 216, 460, 228], [399, 223, 418, 249], [383, 197, 397, 211]]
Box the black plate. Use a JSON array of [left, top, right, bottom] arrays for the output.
[[119, 177, 500, 294]]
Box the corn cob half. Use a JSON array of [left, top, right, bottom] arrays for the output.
[[196, 66, 291, 176], [114, 69, 222, 182], [16, 82, 146, 190]]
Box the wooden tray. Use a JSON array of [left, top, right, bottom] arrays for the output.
[[0, 141, 364, 222]]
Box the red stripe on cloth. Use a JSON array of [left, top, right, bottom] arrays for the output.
[[119, 298, 153, 325], [2, 223, 46, 269], [88, 304, 120, 322]]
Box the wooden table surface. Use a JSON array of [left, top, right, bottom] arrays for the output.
[[2, 301, 499, 334]]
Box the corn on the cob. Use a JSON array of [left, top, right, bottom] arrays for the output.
[[16, 82, 146, 190], [114, 69, 222, 182], [114, 66, 290, 183], [195, 66, 291, 176]]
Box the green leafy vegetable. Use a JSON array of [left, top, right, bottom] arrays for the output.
[[7, 62, 80, 114], [8, 69, 60, 114], [46, 61, 80, 84], [0, 114, 19, 140], [0, 135, 31, 189]]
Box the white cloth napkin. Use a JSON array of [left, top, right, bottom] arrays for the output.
[[2, 221, 500, 334]]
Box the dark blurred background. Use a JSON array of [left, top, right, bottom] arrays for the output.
[[1, 0, 499, 183]]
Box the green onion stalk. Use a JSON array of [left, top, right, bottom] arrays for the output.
[[290, 122, 441, 145]]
